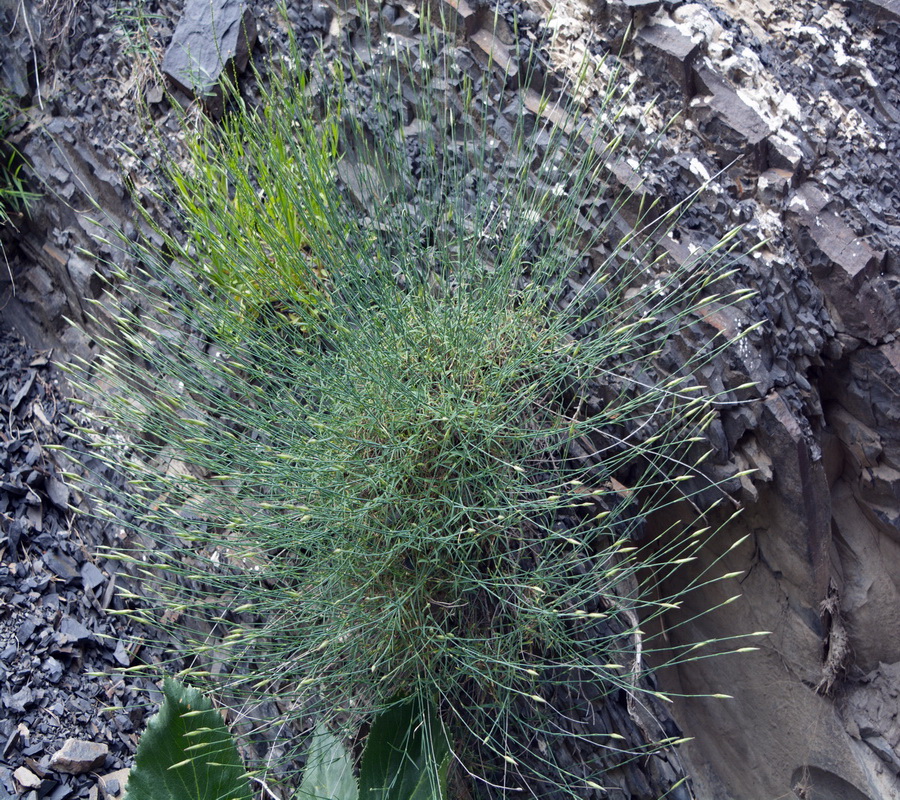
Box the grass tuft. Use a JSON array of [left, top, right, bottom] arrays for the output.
[[76, 4, 758, 798], [0, 93, 37, 229]]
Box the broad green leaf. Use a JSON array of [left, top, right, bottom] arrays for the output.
[[124, 678, 252, 800], [294, 723, 358, 800], [405, 753, 450, 800], [358, 698, 449, 800]]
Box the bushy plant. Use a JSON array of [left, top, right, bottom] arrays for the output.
[[78, 4, 763, 798]]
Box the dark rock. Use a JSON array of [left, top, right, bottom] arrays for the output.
[[787, 183, 893, 341], [759, 391, 831, 597], [380, 4, 417, 37], [43, 657, 63, 684], [80, 563, 104, 592], [161, 0, 258, 115], [0, 0, 37, 102], [56, 618, 92, 646], [864, 733, 900, 769], [756, 168, 793, 204], [2, 726, 22, 758], [637, 23, 700, 97], [41, 590, 59, 613], [768, 133, 808, 173], [856, 0, 900, 24], [826, 403, 882, 471], [45, 782, 72, 800], [10, 371, 36, 413], [43, 550, 79, 582], [48, 739, 108, 775], [434, 0, 483, 37], [691, 64, 770, 169], [16, 617, 36, 644], [46, 476, 69, 512], [4, 687, 35, 712], [111, 641, 130, 668], [65, 255, 99, 299], [97, 769, 129, 800], [5, 517, 25, 553], [622, 0, 662, 11], [469, 27, 519, 87]]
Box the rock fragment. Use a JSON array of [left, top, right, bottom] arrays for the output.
[[621, 0, 662, 12], [691, 64, 771, 168], [637, 22, 700, 97], [49, 739, 109, 775], [66, 255, 100, 299], [80, 562, 105, 591], [43, 549, 80, 582], [14, 766, 42, 790], [161, 0, 257, 115], [857, 0, 900, 24], [4, 686, 35, 713], [786, 182, 893, 340], [435, 0, 483, 36], [98, 768, 130, 800], [46, 475, 70, 511], [57, 617, 93, 646]]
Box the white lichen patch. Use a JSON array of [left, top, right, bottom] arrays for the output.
[[817, 91, 884, 150], [833, 40, 879, 87], [688, 157, 710, 182], [667, 6, 804, 133], [754, 209, 785, 241], [672, 4, 725, 48]]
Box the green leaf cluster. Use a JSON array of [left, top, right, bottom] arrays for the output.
[[357, 697, 450, 800], [295, 724, 358, 800], [125, 680, 447, 800], [125, 678, 252, 800]]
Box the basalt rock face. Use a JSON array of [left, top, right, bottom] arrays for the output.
[[596, 3, 900, 798], [1, 0, 900, 799], [593, 2, 900, 798]]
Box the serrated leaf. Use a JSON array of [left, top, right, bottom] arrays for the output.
[[124, 678, 251, 800], [294, 723, 358, 800], [358, 697, 449, 800]]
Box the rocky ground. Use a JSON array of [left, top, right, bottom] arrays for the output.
[[1, 0, 900, 799], [0, 324, 159, 800]]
